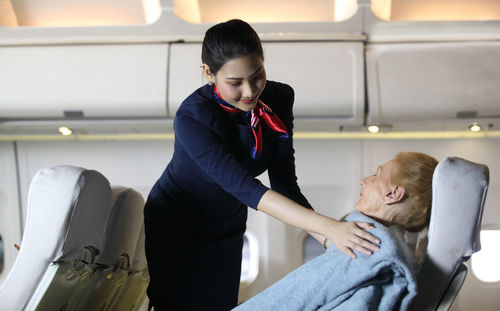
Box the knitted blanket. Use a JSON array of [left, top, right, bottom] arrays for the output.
[[233, 212, 418, 311]]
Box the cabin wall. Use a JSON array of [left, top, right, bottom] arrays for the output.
[[0, 142, 22, 285], [0, 137, 499, 308], [14, 140, 174, 219]]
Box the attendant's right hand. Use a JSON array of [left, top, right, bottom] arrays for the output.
[[256, 190, 380, 259], [325, 219, 380, 259]]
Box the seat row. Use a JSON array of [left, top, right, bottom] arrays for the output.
[[0, 165, 149, 311]]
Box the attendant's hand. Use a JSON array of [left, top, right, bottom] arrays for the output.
[[325, 220, 380, 259], [256, 190, 380, 259]]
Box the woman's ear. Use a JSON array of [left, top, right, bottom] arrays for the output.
[[385, 185, 406, 204], [201, 64, 214, 84]]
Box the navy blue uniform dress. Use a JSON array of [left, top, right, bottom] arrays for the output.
[[144, 81, 312, 311]]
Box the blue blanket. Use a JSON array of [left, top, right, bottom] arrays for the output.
[[233, 212, 418, 311]]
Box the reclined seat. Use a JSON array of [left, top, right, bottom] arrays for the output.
[[0, 166, 113, 311], [75, 186, 145, 311], [410, 157, 489, 311]]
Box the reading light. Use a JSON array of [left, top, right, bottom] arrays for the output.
[[367, 125, 380, 134], [469, 122, 481, 132], [58, 127, 73, 136], [143, 0, 162, 24]]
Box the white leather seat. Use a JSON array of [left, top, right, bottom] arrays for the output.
[[76, 186, 145, 311], [0, 166, 113, 311], [410, 157, 489, 311]]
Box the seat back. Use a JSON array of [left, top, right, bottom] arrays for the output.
[[75, 186, 145, 311], [112, 225, 150, 311], [436, 263, 468, 311], [410, 157, 489, 310], [0, 166, 112, 311]]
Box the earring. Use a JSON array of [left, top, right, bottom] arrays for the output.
[[381, 199, 385, 203]]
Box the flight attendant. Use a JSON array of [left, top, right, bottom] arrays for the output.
[[144, 19, 380, 311]]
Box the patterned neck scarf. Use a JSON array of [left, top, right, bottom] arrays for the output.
[[213, 84, 289, 159]]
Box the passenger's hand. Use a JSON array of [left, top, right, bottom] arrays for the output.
[[326, 220, 380, 259]]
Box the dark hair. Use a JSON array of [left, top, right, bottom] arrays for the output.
[[202, 19, 264, 75]]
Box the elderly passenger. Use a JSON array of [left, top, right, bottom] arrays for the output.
[[234, 152, 438, 311], [354, 151, 436, 233]]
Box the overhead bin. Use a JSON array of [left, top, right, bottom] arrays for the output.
[[366, 41, 500, 125], [263, 42, 364, 122], [168, 42, 364, 126], [0, 44, 168, 119], [168, 43, 206, 117]]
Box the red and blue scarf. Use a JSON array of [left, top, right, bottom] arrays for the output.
[[213, 84, 289, 159]]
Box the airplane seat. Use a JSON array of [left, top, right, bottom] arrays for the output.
[[410, 157, 489, 311], [112, 225, 150, 311], [0, 165, 113, 311], [75, 186, 145, 311]]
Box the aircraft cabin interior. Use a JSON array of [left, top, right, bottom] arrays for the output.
[[0, 0, 499, 310]]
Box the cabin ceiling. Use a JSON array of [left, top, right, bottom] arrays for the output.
[[175, 0, 353, 23], [1, 0, 500, 27], [373, 0, 500, 21], [4, 0, 152, 26]]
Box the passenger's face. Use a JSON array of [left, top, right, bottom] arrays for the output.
[[209, 54, 266, 112], [354, 160, 397, 216]]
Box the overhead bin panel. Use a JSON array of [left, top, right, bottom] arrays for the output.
[[168, 43, 205, 116], [0, 44, 168, 118], [264, 42, 364, 122], [169, 42, 364, 125], [366, 41, 500, 125]]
